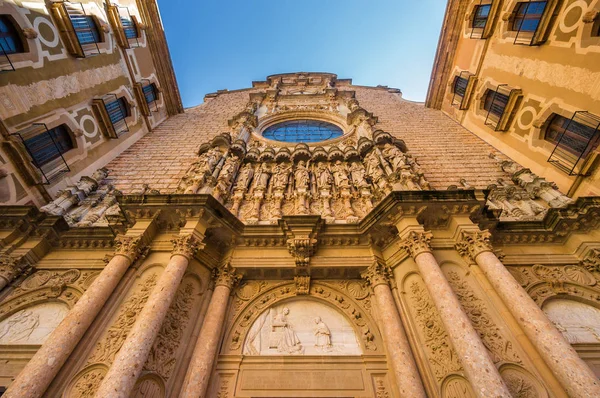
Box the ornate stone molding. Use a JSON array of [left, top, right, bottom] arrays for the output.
[[581, 249, 600, 274], [286, 235, 318, 268], [113, 235, 143, 262], [0, 254, 29, 284], [399, 231, 433, 259], [294, 275, 310, 294], [360, 261, 391, 288], [213, 263, 242, 289], [455, 229, 493, 262], [171, 234, 203, 260]]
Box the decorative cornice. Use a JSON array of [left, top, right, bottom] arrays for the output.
[[113, 235, 144, 262], [171, 234, 203, 260], [455, 229, 494, 262], [213, 263, 242, 289], [581, 249, 600, 274], [361, 261, 392, 287], [399, 230, 433, 259]]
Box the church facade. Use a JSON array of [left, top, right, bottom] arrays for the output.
[[0, 1, 600, 398]]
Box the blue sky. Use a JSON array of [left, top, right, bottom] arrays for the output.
[[157, 0, 447, 108]]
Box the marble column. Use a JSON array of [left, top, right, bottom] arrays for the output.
[[400, 230, 511, 398], [94, 234, 201, 398], [457, 229, 600, 398], [180, 264, 241, 398], [361, 262, 427, 398], [4, 235, 143, 398]]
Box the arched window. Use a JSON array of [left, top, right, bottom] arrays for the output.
[[263, 120, 343, 143], [24, 124, 74, 167], [0, 15, 24, 55], [511, 1, 547, 32]]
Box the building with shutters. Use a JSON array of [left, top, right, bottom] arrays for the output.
[[0, 1, 600, 398]]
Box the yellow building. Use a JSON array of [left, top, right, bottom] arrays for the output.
[[427, 0, 600, 198], [0, 1, 599, 398]]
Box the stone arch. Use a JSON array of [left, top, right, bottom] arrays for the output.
[[131, 372, 166, 398], [63, 363, 108, 398], [0, 286, 81, 320], [222, 281, 383, 355], [0, 300, 70, 345], [499, 363, 548, 398], [440, 374, 476, 398]]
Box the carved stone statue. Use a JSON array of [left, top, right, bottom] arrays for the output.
[[331, 160, 350, 189], [272, 163, 291, 191], [349, 161, 368, 189], [365, 151, 386, 188], [252, 163, 271, 191], [381, 143, 406, 172], [315, 162, 333, 189], [235, 163, 254, 191], [294, 161, 310, 190], [314, 316, 332, 350], [271, 307, 303, 354]]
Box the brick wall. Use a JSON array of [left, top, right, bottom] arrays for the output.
[[105, 89, 254, 193], [105, 85, 513, 193], [354, 86, 511, 189]]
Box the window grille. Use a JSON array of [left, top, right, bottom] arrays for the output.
[[0, 15, 22, 71], [92, 94, 130, 138], [483, 85, 521, 131], [547, 111, 600, 175], [117, 6, 139, 48], [451, 71, 475, 110], [11, 124, 71, 184], [512, 1, 548, 45], [51, 1, 101, 57], [470, 1, 492, 39], [142, 80, 158, 112]]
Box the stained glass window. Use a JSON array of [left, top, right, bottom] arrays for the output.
[[263, 120, 343, 143]]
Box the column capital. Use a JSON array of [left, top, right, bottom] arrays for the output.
[[171, 234, 203, 260], [114, 235, 144, 262], [0, 255, 28, 282], [361, 261, 392, 287], [212, 263, 242, 289], [399, 230, 433, 259], [455, 229, 493, 262]]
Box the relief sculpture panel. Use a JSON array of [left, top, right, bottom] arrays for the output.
[[243, 300, 362, 356]]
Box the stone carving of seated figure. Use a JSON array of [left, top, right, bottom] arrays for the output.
[[269, 307, 304, 354]]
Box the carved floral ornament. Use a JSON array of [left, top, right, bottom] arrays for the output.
[[224, 280, 382, 354], [113, 235, 143, 262], [398, 230, 433, 258], [212, 263, 242, 289], [360, 261, 392, 288], [171, 234, 204, 260], [454, 229, 494, 263]]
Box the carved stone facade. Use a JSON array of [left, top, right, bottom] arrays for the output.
[[1, 65, 600, 398]]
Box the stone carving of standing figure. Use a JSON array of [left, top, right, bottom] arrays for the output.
[[381, 143, 406, 172], [314, 316, 332, 350], [331, 160, 350, 188], [315, 162, 333, 189], [349, 161, 369, 189], [272, 308, 303, 354], [365, 151, 386, 188], [235, 163, 254, 191], [294, 161, 310, 190], [253, 163, 271, 191], [272, 163, 291, 190]]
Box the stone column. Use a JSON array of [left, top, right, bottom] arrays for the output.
[[399, 230, 511, 398], [180, 264, 241, 398], [361, 262, 427, 398], [4, 235, 143, 398], [94, 234, 202, 398], [456, 229, 600, 398]]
